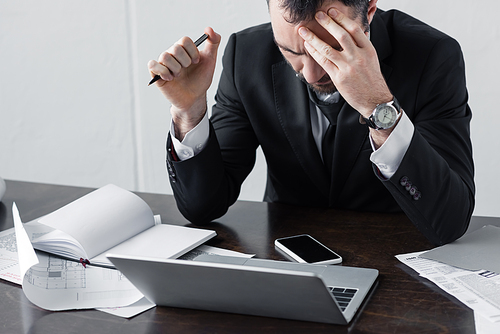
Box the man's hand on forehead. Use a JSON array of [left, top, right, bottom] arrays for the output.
[[299, 8, 392, 117]]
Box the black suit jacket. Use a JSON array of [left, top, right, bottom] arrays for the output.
[[167, 9, 475, 245]]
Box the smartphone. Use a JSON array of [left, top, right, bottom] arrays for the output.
[[275, 234, 342, 265]]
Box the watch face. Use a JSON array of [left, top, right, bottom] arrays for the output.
[[374, 105, 397, 129]]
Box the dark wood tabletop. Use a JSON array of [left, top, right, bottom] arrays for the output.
[[0, 180, 476, 333]]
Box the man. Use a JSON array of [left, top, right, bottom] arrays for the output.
[[148, 0, 474, 245]]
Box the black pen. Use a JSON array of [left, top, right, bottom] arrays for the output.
[[148, 33, 209, 86]]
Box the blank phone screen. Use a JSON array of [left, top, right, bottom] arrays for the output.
[[278, 235, 340, 263]]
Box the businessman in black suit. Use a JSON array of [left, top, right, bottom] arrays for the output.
[[148, 0, 474, 245]]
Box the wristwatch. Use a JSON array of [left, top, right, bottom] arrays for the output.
[[362, 97, 402, 130]]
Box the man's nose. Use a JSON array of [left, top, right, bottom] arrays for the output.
[[301, 57, 326, 84]]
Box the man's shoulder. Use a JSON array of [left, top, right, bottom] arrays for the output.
[[375, 8, 463, 64], [378, 9, 454, 44]]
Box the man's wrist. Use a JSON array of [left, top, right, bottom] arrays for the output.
[[170, 113, 210, 161], [362, 96, 401, 130], [171, 100, 207, 141]]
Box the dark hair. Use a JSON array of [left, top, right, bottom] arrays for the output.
[[267, 0, 370, 29]]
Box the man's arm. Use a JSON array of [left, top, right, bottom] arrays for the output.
[[148, 27, 221, 141], [167, 32, 260, 224], [300, 8, 474, 244]]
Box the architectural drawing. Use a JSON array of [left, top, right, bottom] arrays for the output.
[[26, 255, 86, 289]]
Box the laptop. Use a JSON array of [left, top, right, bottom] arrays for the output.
[[106, 253, 378, 325]]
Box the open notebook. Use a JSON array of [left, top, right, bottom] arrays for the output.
[[23, 184, 216, 268]]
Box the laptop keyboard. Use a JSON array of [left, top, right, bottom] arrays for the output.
[[329, 287, 358, 312]]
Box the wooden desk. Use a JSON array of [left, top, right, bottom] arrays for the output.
[[0, 180, 475, 333]]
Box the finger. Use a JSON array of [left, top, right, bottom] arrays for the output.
[[201, 26, 222, 61], [312, 10, 358, 55], [325, 8, 370, 49], [303, 39, 339, 74], [148, 59, 174, 82], [168, 38, 198, 68], [154, 34, 207, 81], [299, 26, 341, 66], [157, 50, 184, 78], [177, 36, 201, 64]]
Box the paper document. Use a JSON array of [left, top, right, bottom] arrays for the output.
[[0, 227, 23, 284], [12, 203, 39, 278], [1, 224, 151, 316], [97, 297, 155, 318], [22, 251, 144, 311], [4, 200, 218, 317], [396, 251, 500, 323], [421, 225, 500, 274], [12, 203, 144, 311], [476, 311, 500, 334]]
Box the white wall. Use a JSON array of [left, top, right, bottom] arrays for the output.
[[1, 1, 498, 217]]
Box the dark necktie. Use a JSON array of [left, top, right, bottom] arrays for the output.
[[307, 88, 344, 174]]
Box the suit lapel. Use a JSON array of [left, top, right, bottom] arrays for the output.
[[371, 11, 393, 81], [329, 105, 369, 205], [272, 60, 330, 197], [328, 12, 394, 205]]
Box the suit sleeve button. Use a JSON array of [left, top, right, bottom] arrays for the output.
[[400, 176, 409, 186], [413, 191, 421, 200], [409, 186, 418, 196]]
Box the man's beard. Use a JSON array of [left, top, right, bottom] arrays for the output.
[[296, 71, 337, 95]]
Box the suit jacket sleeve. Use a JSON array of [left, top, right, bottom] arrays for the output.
[[380, 34, 475, 245], [167, 32, 259, 224]]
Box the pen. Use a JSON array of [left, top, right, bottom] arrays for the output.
[[148, 33, 209, 86]]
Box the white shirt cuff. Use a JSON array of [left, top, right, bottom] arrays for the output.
[[170, 113, 210, 161], [370, 111, 414, 179]]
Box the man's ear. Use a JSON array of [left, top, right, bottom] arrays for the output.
[[367, 0, 378, 25]]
